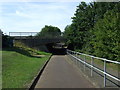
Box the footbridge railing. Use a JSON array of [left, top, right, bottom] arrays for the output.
[[67, 49, 120, 87], [9, 32, 66, 47]]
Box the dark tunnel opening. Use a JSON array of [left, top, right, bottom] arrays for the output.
[[46, 43, 67, 55]]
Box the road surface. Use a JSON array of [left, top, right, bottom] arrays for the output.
[[35, 55, 94, 88]]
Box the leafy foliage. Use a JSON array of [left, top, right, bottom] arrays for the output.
[[91, 10, 120, 61], [36, 25, 61, 38], [1, 30, 14, 48], [63, 2, 120, 61]]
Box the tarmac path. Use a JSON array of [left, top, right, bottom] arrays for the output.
[[35, 55, 94, 88]]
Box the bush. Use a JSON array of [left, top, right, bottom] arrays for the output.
[[2, 34, 14, 48]]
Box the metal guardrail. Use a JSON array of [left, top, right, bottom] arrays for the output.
[[67, 49, 120, 87], [9, 32, 64, 36], [9, 32, 39, 36]]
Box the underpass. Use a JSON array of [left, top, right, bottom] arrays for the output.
[[9, 32, 66, 53]]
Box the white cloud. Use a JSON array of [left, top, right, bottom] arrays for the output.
[[15, 10, 20, 15], [15, 10, 32, 18]]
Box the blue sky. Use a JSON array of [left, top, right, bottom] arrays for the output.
[[0, 1, 92, 35]]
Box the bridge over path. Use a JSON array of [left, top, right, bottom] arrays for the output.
[[9, 32, 66, 53], [9, 32, 65, 45]]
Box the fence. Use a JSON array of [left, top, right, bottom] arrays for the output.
[[9, 32, 38, 36], [67, 49, 120, 87], [9, 32, 64, 37]]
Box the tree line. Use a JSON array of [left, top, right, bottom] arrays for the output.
[[63, 2, 120, 61], [36, 25, 61, 38], [0, 30, 13, 48], [1, 25, 61, 48]]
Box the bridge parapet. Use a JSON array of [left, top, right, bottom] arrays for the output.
[[9, 32, 38, 36], [9, 32, 64, 37], [10, 32, 66, 48]]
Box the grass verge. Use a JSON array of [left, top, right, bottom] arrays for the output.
[[2, 48, 51, 88], [78, 54, 119, 71]]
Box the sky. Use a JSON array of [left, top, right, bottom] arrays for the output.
[[0, 0, 92, 35]]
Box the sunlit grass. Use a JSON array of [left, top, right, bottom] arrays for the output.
[[2, 49, 51, 88], [77, 54, 118, 71]]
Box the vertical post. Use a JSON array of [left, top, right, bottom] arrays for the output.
[[76, 52, 78, 66], [91, 57, 94, 77], [84, 55, 86, 71], [74, 51, 76, 64], [75, 52, 77, 65], [104, 60, 106, 87]]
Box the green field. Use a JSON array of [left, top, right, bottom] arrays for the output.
[[2, 48, 51, 88]]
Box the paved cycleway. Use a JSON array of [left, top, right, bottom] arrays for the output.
[[35, 55, 94, 88]]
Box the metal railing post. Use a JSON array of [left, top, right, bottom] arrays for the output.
[[67, 49, 120, 87], [84, 56, 86, 71], [104, 60, 106, 87], [73, 51, 77, 65], [76, 52, 78, 66], [91, 57, 94, 77], [76, 52, 77, 57]]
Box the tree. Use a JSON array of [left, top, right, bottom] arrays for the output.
[[63, 25, 75, 50], [36, 25, 61, 38], [1, 30, 14, 48], [64, 2, 119, 61], [91, 10, 120, 61], [64, 2, 95, 51]]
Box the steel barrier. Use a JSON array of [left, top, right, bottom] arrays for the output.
[[67, 49, 120, 87], [9, 32, 64, 36]]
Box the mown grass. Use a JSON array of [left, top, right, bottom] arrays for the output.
[[2, 48, 51, 88]]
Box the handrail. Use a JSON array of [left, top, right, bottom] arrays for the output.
[[67, 49, 120, 87], [67, 49, 120, 64]]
